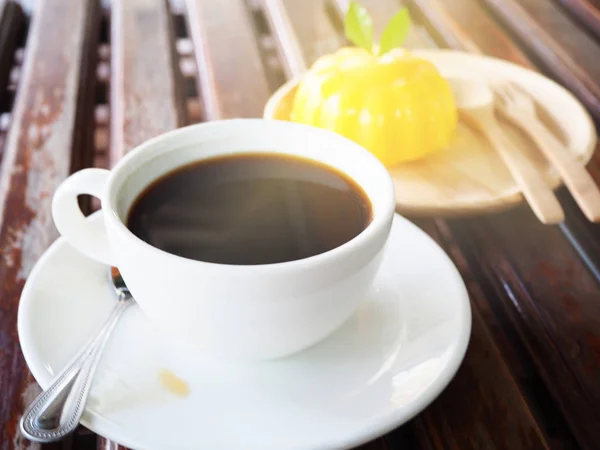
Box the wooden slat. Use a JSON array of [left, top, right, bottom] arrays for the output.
[[65, 426, 98, 450], [0, 0, 101, 446], [405, 0, 480, 53], [554, 0, 600, 40], [503, 0, 600, 82], [490, 0, 600, 193], [106, 1, 188, 447], [0, 113, 9, 161], [0, 0, 25, 168], [263, 0, 308, 78], [560, 190, 600, 279], [97, 435, 124, 450], [279, 0, 345, 67], [0, 0, 24, 111], [446, 210, 600, 448], [407, 0, 530, 64], [480, 0, 600, 124], [411, 219, 560, 449], [110, 0, 187, 162], [185, 0, 272, 119]]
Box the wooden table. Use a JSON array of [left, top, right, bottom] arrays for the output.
[[1, 0, 599, 448]]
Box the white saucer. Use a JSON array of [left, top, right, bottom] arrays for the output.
[[18, 212, 471, 450]]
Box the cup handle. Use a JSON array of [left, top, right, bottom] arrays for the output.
[[52, 168, 116, 266]]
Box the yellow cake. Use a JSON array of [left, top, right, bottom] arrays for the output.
[[290, 47, 457, 167]]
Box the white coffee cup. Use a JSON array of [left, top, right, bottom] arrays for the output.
[[52, 119, 395, 360]]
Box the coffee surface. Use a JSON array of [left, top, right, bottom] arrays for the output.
[[126, 153, 371, 265]]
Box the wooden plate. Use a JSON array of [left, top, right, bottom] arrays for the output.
[[263, 49, 597, 217]]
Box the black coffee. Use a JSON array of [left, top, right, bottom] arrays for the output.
[[126, 153, 372, 265]]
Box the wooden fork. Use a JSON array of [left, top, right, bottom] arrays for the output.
[[493, 82, 600, 222]]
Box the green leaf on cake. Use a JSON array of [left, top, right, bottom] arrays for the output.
[[379, 7, 411, 56], [344, 1, 374, 53]]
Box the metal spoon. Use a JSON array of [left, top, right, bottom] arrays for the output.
[[20, 267, 133, 442]]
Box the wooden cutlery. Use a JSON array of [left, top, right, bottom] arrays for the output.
[[447, 73, 600, 224], [493, 81, 600, 222], [447, 76, 565, 224]]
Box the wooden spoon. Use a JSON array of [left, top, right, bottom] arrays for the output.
[[493, 82, 600, 222], [445, 75, 565, 224]]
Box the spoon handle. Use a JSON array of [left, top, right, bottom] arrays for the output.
[[468, 111, 565, 224], [508, 117, 600, 222], [20, 293, 132, 442]]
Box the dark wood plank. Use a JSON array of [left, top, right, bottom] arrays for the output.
[[97, 435, 123, 450], [186, 0, 272, 119], [110, 0, 187, 161], [63, 426, 97, 450], [445, 210, 600, 449], [510, 0, 600, 83], [560, 190, 600, 280], [0, 0, 25, 111], [0, 113, 9, 162], [70, 0, 103, 189], [0, 0, 25, 169], [279, 0, 344, 68], [407, 220, 561, 450], [0, 0, 101, 447], [263, 0, 308, 78], [406, 0, 481, 53], [480, 0, 600, 124], [106, 1, 188, 447], [554, 0, 600, 41], [407, 0, 530, 64]]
